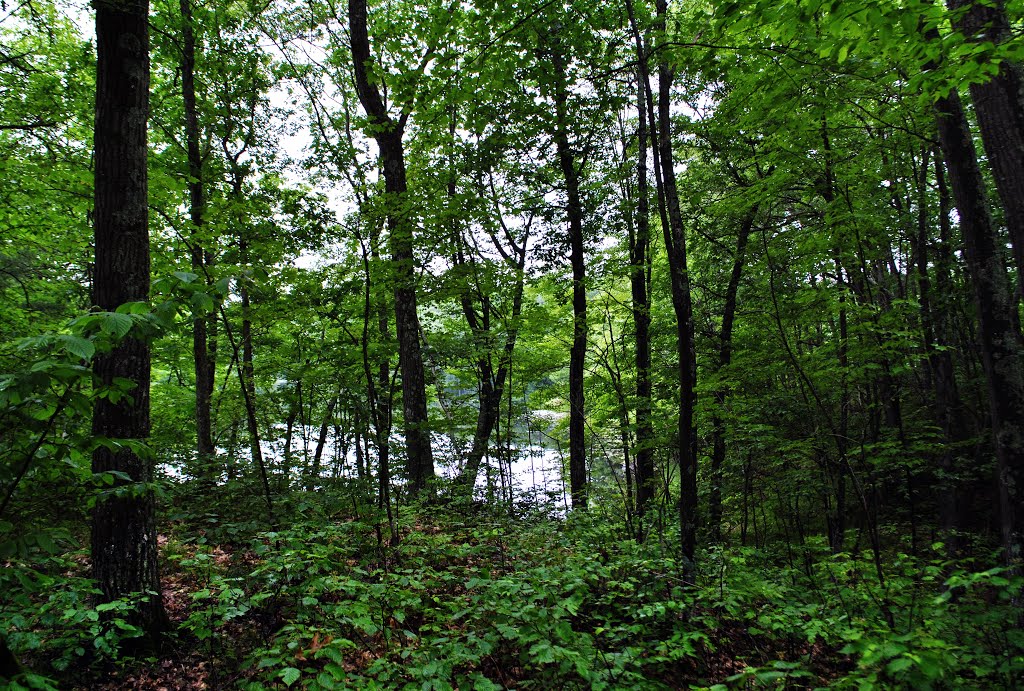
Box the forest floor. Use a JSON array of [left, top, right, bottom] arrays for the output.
[[13, 497, 1019, 689], [58, 504, 858, 690]]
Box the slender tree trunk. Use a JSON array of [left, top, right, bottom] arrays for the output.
[[622, 7, 656, 534], [548, 39, 588, 511], [179, 0, 215, 480], [239, 239, 264, 480], [308, 393, 338, 491], [914, 149, 967, 551], [709, 211, 754, 542], [934, 86, 1024, 566], [821, 118, 849, 554], [454, 247, 527, 496], [654, 0, 698, 568], [91, 0, 166, 650], [600, 308, 635, 527], [449, 129, 529, 497], [282, 380, 300, 477], [741, 452, 753, 546], [354, 424, 365, 480], [354, 228, 397, 541], [348, 0, 433, 495]]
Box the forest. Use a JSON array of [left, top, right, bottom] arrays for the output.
[[1, 0, 1023, 687]]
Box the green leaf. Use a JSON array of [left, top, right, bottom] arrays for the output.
[[34, 531, 57, 554], [886, 656, 914, 675], [59, 334, 95, 361], [115, 301, 152, 315], [173, 271, 200, 284], [100, 313, 133, 338], [191, 292, 215, 314], [280, 667, 302, 686]]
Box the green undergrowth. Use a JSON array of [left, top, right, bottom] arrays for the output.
[[2, 501, 1022, 689]]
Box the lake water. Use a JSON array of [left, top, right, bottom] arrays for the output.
[[166, 418, 570, 513]]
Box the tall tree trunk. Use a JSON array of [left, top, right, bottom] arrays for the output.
[[179, 0, 215, 480], [239, 239, 263, 479], [453, 206, 529, 496], [548, 37, 588, 511], [91, 0, 166, 650], [348, 0, 433, 495], [455, 310, 524, 496], [622, 4, 656, 534], [709, 211, 754, 543], [354, 228, 397, 542], [913, 148, 968, 550], [934, 86, 1024, 566], [655, 0, 698, 568], [948, 0, 1024, 290], [821, 118, 849, 554]]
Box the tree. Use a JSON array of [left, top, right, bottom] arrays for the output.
[[90, 0, 167, 650], [542, 27, 590, 511], [933, 83, 1024, 567], [178, 0, 217, 480], [347, 0, 435, 495], [653, 0, 698, 568], [947, 0, 1024, 290]]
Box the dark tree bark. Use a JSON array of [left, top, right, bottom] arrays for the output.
[[654, 0, 698, 568], [453, 250, 527, 496], [282, 379, 301, 476], [623, 0, 657, 540], [237, 238, 269, 494], [0, 634, 24, 679], [351, 227, 398, 542], [913, 148, 968, 551], [307, 392, 338, 491], [91, 0, 166, 650], [179, 0, 215, 478], [934, 87, 1024, 566], [820, 119, 849, 555], [348, 0, 433, 495], [948, 0, 1024, 289], [709, 211, 755, 543], [449, 125, 529, 497], [547, 36, 588, 511]]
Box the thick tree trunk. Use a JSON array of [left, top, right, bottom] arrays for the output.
[[349, 0, 433, 495], [948, 0, 1024, 289], [934, 87, 1024, 566], [655, 0, 698, 568], [91, 0, 166, 650]]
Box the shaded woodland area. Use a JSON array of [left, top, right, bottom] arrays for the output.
[[2, 0, 1023, 687]]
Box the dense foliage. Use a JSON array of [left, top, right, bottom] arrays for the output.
[[1, 0, 1023, 687]]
